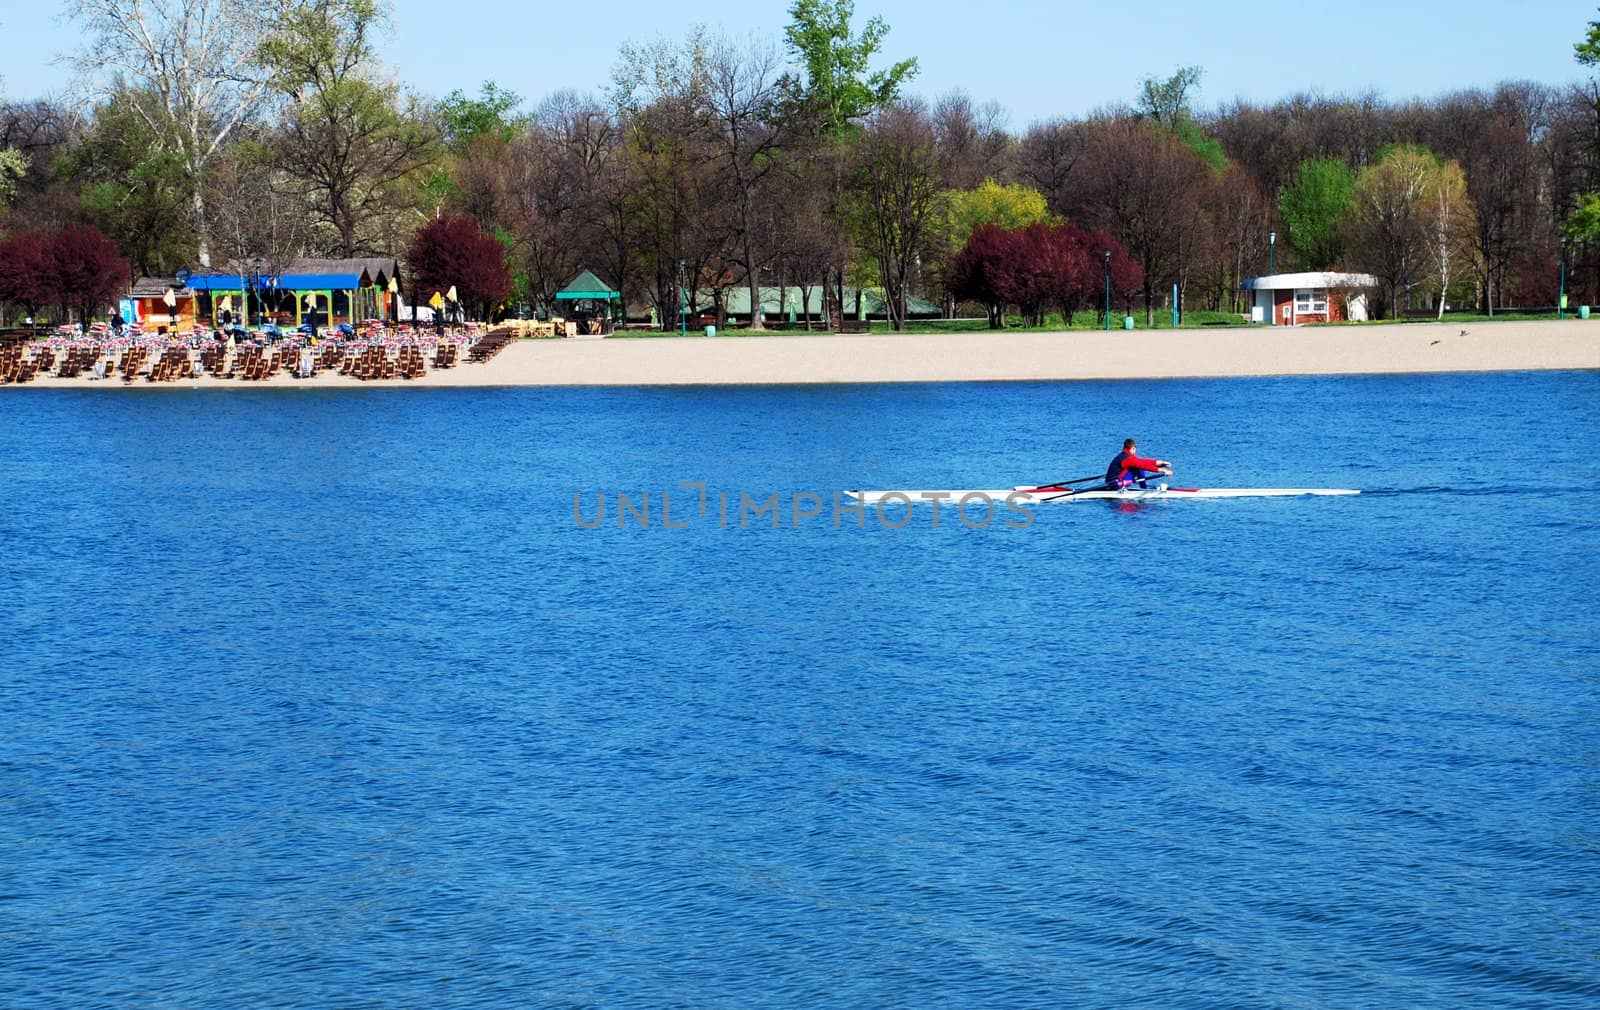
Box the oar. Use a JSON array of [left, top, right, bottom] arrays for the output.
[[1022, 474, 1103, 492], [1040, 474, 1173, 502]]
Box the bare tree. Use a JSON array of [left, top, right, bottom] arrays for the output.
[[706, 36, 785, 329], [206, 144, 309, 278], [1074, 118, 1212, 324], [1348, 146, 1437, 317], [932, 90, 1013, 190], [506, 91, 620, 315], [771, 154, 849, 329], [1449, 84, 1551, 313], [261, 0, 438, 258], [0, 99, 84, 230], [850, 101, 941, 331], [1207, 163, 1272, 312], [69, 0, 281, 266], [1422, 158, 1476, 318], [613, 31, 734, 328], [1016, 118, 1085, 218]]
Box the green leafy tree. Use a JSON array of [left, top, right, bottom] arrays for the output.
[[1347, 145, 1472, 318], [0, 148, 23, 209], [1137, 66, 1204, 130], [1568, 14, 1600, 246], [941, 179, 1051, 249], [1137, 66, 1226, 174], [0, 40, 23, 210], [1278, 157, 1356, 268], [69, 90, 197, 277], [70, 0, 277, 267], [261, 0, 440, 257], [1575, 13, 1600, 66], [1172, 120, 1228, 174], [1563, 191, 1600, 243], [781, 0, 918, 140], [438, 81, 523, 152], [927, 179, 1051, 315]]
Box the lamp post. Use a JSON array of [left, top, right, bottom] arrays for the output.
[[1559, 238, 1568, 320], [1268, 231, 1276, 279], [678, 259, 688, 335], [1103, 250, 1112, 331], [248, 256, 266, 329]]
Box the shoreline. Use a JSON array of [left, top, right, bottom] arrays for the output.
[[5, 319, 1596, 389]]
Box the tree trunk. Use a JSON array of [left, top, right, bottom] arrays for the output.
[[742, 254, 761, 329], [746, 266, 763, 331], [192, 187, 213, 268]]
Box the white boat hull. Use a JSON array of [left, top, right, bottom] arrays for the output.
[[846, 486, 1359, 505]]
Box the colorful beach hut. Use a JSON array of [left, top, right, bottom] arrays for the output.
[[174, 258, 402, 327], [128, 277, 197, 330]]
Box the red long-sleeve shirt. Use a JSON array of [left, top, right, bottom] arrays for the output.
[[1107, 451, 1163, 483]]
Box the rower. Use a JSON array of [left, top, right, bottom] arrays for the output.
[[1105, 439, 1172, 490]]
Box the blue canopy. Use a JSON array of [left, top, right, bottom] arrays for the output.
[[187, 274, 246, 291], [281, 273, 364, 289], [188, 272, 365, 291]]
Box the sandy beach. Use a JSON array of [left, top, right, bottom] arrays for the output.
[[8, 318, 1597, 389]]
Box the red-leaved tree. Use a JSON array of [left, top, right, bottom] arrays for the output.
[[51, 226, 130, 323], [1070, 225, 1144, 324], [950, 224, 1011, 328], [407, 216, 512, 322], [0, 231, 60, 321], [951, 222, 1142, 327]]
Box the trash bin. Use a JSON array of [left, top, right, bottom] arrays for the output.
[[705, 325, 717, 337], [1122, 316, 1135, 330], [1581, 306, 1591, 320]]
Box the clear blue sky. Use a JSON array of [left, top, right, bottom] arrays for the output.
[[4, 0, 1593, 124]]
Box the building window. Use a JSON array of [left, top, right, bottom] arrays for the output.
[[1295, 288, 1328, 314]]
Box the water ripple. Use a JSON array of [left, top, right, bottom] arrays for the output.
[[2, 374, 1598, 1008]]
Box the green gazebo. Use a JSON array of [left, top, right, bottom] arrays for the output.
[[555, 269, 622, 334]]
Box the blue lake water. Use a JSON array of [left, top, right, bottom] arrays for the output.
[[2, 372, 1598, 1008]]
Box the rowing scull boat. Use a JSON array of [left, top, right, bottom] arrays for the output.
[[846, 484, 1360, 505]]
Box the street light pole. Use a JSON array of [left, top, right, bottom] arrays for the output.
[[1559, 239, 1568, 320], [1268, 231, 1276, 279], [678, 259, 688, 336], [249, 256, 267, 329], [1103, 250, 1112, 331]]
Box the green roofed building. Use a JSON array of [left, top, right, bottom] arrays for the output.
[[715, 286, 942, 324], [555, 270, 623, 335]]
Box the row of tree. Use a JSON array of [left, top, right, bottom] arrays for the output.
[[3, 1, 1600, 327], [951, 223, 1142, 328]]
